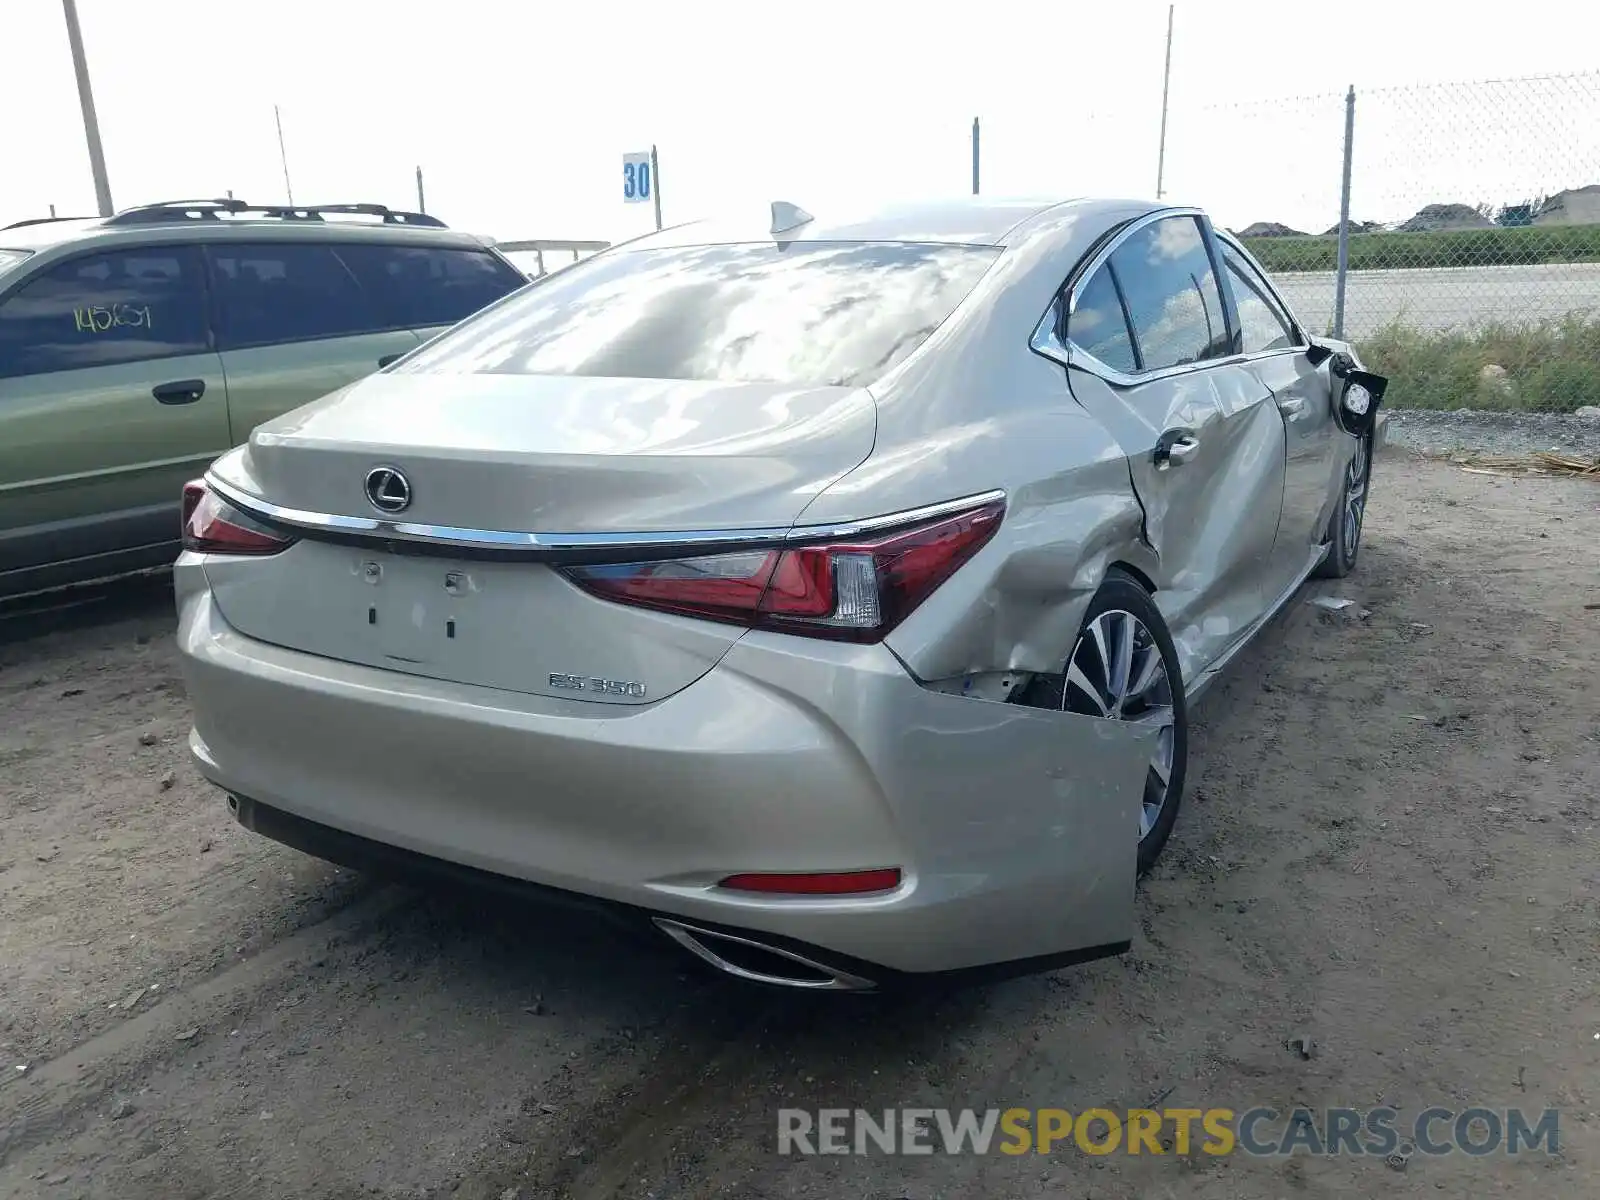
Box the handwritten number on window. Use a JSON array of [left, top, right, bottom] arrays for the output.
[[73, 304, 153, 334]]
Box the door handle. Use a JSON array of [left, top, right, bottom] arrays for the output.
[[1154, 431, 1200, 470], [377, 353, 403, 368], [152, 379, 205, 405], [1277, 395, 1306, 417]]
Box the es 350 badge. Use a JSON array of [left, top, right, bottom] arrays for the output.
[[548, 673, 648, 699]]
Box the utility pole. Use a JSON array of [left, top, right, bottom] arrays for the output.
[[274, 105, 294, 205], [61, 0, 113, 216], [650, 145, 662, 231], [971, 117, 980, 195], [1155, 3, 1174, 199], [1333, 86, 1356, 340]]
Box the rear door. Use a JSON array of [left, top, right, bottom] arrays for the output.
[[206, 241, 421, 443], [0, 244, 229, 583], [335, 242, 528, 344], [1216, 236, 1340, 588], [1058, 212, 1288, 681]]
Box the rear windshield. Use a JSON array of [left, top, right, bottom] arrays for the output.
[[0, 248, 34, 276], [395, 241, 1001, 388]]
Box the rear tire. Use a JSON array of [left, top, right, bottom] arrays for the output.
[[1313, 433, 1372, 580], [1015, 568, 1188, 876]]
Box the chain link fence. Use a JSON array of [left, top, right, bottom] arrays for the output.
[[357, 68, 1600, 414], [1192, 72, 1600, 414]]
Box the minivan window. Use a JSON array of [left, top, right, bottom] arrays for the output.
[[209, 243, 383, 349], [1108, 216, 1230, 372], [395, 241, 1003, 388], [1069, 265, 1139, 374], [337, 244, 527, 329], [0, 246, 209, 378]]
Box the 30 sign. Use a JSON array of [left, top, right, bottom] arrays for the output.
[[622, 152, 652, 203]]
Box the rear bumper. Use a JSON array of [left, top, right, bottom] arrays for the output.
[[223, 792, 1126, 989], [176, 560, 1153, 976]]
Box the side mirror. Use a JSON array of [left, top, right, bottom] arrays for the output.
[[1335, 368, 1387, 438]]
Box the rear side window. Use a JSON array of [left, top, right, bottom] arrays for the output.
[[1107, 215, 1230, 371], [208, 243, 382, 349], [0, 246, 209, 378], [1068, 265, 1138, 374], [395, 241, 1002, 388], [338, 244, 526, 329]]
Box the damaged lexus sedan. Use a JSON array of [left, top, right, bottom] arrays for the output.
[[175, 196, 1385, 990]]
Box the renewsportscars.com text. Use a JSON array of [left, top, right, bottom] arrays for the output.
[[777, 1106, 1560, 1157]]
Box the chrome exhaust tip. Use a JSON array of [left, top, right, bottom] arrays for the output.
[[653, 918, 876, 992]]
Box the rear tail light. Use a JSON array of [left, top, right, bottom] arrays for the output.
[[559, 497, 1004, 642], [182, 481, 296, 556]]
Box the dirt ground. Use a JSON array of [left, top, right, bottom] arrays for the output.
[[2, 450, 1597, 1200]]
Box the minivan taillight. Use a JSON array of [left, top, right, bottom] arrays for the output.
[[558, 498, 1004, 642], [181, 481, 296, 556]]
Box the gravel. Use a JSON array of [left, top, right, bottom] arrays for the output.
[[1383, 407, 1600, 458]]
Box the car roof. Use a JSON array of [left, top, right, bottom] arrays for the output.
[[618, 196, 1159, 251]]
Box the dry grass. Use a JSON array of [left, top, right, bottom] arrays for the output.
[[1445, 449, 1600, 477]]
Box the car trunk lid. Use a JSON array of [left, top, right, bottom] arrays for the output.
[[218, 372, 875, 534], [202, 372, 877, 703]]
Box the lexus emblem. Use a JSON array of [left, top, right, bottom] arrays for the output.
[[364, 466, 412, 514]]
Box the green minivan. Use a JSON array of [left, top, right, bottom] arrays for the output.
[[0, 199, 529, 599]]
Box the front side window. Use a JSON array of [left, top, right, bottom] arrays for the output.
[[337, 244, 527, 329], [0, 246, 209, 378], [208, 243, 381, 349], [395, 240, 1002, 389], [1107, 215, 1230, 372], [1220, 241, 1296, 354], [1068, 264, 1138, 373]]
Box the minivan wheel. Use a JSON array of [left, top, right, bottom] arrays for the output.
[[1015, 569, 1189, 875]]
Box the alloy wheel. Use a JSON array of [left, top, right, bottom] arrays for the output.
[[1062, 609, 1177, 841], [1341, 437, 1370, 561]]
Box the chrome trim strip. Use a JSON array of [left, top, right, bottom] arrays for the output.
[[1034, 309, 1305, 381], [204, 472, 1006, 557], [783, 489, 1006, 542]]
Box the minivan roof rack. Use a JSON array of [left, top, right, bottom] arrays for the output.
[[4, 215, 93, 230], [104, 199, 448, 229]]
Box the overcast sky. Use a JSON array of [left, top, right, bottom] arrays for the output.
[[5, 0, 1598, 243]]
